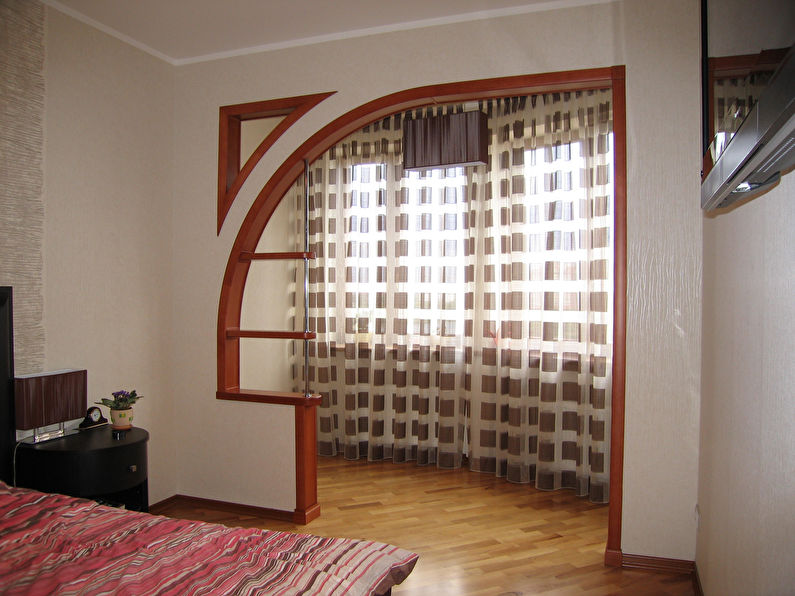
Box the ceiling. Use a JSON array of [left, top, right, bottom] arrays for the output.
[[43, 0, 603, 65]]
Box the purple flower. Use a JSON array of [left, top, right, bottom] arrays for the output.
[[96, 388, 143, 410]]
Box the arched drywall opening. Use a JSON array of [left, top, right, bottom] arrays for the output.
[[216, 67, 627, 560]]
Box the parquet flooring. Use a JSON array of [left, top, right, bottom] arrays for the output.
[[153, 456, 695, 595]]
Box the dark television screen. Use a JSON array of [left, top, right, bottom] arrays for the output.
[[0, 287, 14, 484]]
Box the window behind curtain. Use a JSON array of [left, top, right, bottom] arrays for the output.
[[295, 91, 614, 503]]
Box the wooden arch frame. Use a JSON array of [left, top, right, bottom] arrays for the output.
[[217, 67, 627, 561], [217, 92, 335, 234]]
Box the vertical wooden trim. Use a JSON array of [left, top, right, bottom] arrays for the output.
[[217, 92, 335, 234], [217, 259, 247, 393], [294, 402, 320, 524], [606, 65, 627, 564], [224, 117, 241, 194], [604, 548, 623, 567]]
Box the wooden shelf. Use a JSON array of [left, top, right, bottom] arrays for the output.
[[225, 329, 315, 340], [218, 152, 323, 524], [240, 251, 315, 261], [217, 389, 321, 407]]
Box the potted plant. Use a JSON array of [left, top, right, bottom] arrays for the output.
[[96, 389, 143, 430]]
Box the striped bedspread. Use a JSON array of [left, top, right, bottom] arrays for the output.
[[0, 482, 417, 595]]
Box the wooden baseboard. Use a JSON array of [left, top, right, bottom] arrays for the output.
[[604, 548, 623, 567], [621, 552, 695, 574], [148, 494, 182, 512], [150, 494, 294, 522], [294, 502, 321, 525], [605, 547, 696, 576], [693, 563, 704, 596]]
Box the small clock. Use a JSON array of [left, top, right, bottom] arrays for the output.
[[79, 406, 108, 430]]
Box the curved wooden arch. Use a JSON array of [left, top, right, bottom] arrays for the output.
[[217, 67, 627, 553], [217, 92, 335, 234]]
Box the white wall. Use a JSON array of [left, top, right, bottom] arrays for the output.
[[43, 9, 176, 503], [40, 0, 705, 559], [699, 175, 795, 595], [618, 0, 704, 559], [697, 1, 795, 593], [169, 0, 702, 558]]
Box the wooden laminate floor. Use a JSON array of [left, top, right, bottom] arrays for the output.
[[153, 456, 695, 595]]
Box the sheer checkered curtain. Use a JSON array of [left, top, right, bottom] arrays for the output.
[[297, 89, 614, 502]]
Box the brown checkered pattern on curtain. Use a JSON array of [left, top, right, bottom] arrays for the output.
[[296, 91, 613, 502]]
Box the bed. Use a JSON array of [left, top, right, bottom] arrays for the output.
[[0, 481, 417, 595]]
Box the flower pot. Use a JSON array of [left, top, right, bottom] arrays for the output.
[[110, 408, 134, 430]]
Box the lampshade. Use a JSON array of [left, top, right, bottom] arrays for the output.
[[14, 369, 87, 430], [402, 110, 488, 171]]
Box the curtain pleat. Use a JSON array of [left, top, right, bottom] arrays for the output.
[[296, 90, 613, 502]]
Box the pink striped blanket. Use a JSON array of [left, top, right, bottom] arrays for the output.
[[0, 482, 417, 595]]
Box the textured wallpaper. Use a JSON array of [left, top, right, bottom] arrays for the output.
[[0, 0, 45, 373]]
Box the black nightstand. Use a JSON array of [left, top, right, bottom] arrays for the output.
[[16, 426, 149, 511]]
